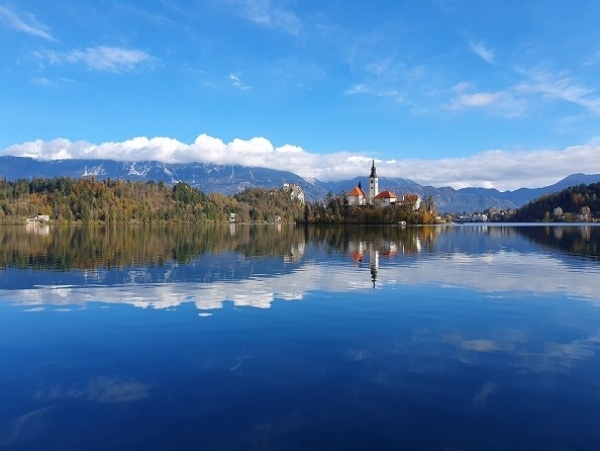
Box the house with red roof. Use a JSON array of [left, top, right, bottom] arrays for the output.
[[401, 194, 422, 210], [374, 190, 398, 206]]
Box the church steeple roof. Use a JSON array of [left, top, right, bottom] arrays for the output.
[[370, 160, 377, 178]]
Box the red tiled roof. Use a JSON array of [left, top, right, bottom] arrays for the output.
[[375, 190, 398, 199], [348, 186, 367, 197]]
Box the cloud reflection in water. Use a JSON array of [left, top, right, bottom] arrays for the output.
[[1, 248, 598, 310]]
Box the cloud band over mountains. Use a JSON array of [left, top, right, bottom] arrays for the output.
[[4, 134, 600, 191]]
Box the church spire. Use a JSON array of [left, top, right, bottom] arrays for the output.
[[370, 159, 377, 178]]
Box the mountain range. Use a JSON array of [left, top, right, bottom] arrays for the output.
[[1, 156, 599, 213]]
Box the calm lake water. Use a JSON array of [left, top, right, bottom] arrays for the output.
[[1, 224, 599, 450]]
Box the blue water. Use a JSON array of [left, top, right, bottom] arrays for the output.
[[1, 225, 600, 450]]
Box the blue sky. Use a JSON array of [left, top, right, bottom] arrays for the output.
[[1, 0, 600, 190]]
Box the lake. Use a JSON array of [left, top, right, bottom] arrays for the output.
[[1, 224, 599, 450]]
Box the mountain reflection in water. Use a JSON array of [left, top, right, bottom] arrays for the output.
[[0, 224, 598, 310], [2, 224, 600, 450]]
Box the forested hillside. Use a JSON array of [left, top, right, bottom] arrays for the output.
[[0, 176, 438, 225], [0, 177, 304, 224], [511, 183, 600, 222], [4, 156, 600, 214]]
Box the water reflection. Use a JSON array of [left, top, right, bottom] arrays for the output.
[[0, 224, 599, 310], [516, 224, 600, 260], [2, 225, 600, 450], [0, 224, 309, 270], [35, 376, 150, 404]]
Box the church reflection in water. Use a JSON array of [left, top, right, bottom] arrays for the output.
[[2, 224, 599, 311], [348, 235, 422, 287]]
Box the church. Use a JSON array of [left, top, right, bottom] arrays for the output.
[[347, 160, 398, 206]]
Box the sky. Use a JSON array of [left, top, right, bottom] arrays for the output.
[[1, 0, 600, 191]]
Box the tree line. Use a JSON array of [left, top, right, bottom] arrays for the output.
[[510, 182, 600, 222], [0, 177, 437, 225], [0, 177, 305, 224], [5, 176, 598, 225], [299, 192, 437, 224]]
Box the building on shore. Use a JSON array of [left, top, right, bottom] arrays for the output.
[[345, 161, 419, 209], [374, 190, 398, 206]]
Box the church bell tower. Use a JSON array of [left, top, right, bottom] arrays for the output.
[[369, 160, 378, 204]]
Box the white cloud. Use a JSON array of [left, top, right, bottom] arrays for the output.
[[345, 83, 370, 95], [4, 134, 600, 191], [455, 92, 501, 107], [447, 83, 526, 117], [469, 40, 495, 64], [35, 46, 153, 73], [446, 66, 600, 119], [2, 245, 600, 311], [31, 77, 53, 87], [401, 143, 600, 190], [343, 51, 418, 105], [229, 72, 252, 90], [0, 6, 56, 41], [232, 0, 302, 35], [345, 83, 404, 102], [517, 69, 600, 116]]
